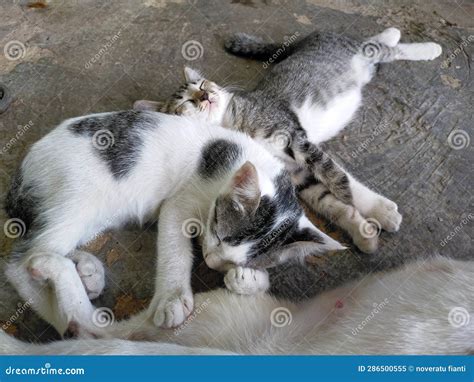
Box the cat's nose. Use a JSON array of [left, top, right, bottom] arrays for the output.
[[198, 91, 209, 102]]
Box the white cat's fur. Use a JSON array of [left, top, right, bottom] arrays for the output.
[[2, 255, 472, 355], [6, 112, 345, 333]]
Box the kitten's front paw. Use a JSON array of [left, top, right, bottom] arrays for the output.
[[367, 198, 402, 232], [67, 251, 105, 300], [224, 267, 270, 295], [149, 290, 193, 328]]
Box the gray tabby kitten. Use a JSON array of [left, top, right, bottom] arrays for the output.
[[135, 27, 442, 254], [4, 111, 343, 332]]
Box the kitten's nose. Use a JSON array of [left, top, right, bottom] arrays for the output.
[[198, 91, 209, 102]]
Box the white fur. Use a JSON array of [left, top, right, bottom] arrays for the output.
[[8, 112, 343, 332], [292, 89, 362, 144], [2, 255, 472, 355]]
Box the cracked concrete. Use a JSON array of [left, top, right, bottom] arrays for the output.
[[0, 0, 472, 343]]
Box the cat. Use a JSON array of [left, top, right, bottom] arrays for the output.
[[2, 254, 472, 354], [4, 110, 345, 333], [135, 27, 442, 254]]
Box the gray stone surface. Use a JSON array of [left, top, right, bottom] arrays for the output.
[[0, 0, 472, 343]]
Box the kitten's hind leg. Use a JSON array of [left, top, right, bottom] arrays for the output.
[[371, 27, 401, 47], [66, 250, 105, 300], [294, 170, 377, 254], [346, 174, 402, 233], [6, 249, 96, 335], [395, 42, 442, 61]]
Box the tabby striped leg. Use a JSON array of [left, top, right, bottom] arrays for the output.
[[293, 169, 378, 254], [291, 140, 353, 205]]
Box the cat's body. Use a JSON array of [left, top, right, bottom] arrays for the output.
[[2, 255, 473, 354], [5, 110, 343, 333], [138, 28, 442, 254]]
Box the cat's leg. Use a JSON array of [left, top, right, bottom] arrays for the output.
[[287, 136, 353, 205], [6, 212, 107, 332], [224, 267, 270, 295], [66, 250, 105, 300], [293, 168, 401, 254], [148, 197, 194, 328], [394, 42, 442, 61], [346, 173, 402, 233], [6, 247, 96, 335], [371, 27, 401, 47], [364, 29, 442, 62], [26, 253, 96, 330], [296, 178, 378, 254]]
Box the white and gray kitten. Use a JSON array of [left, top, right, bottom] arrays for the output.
[[136, 27, 442, 254], [4, 111, 343, 333]]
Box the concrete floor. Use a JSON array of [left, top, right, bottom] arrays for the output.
[[0, 0, 473, 344]]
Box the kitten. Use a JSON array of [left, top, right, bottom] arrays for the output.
[[3, 254, 472, 354], [4, 110, 343, 332], [135, 27, 442, 253]]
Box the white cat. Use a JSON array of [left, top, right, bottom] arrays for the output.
[[1, 255, 472, 354], [4, 111, 344, 333]]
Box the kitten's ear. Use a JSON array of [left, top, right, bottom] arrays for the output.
[[228, 161, 261, 214], [248, 215, 346, 269], [183, 66, 202, 83], [133, 100, 164, 112]]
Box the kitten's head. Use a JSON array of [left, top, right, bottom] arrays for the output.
[[134, 67, 231, 124], [202, 161, 345, 272]]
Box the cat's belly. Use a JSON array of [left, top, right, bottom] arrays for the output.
[[292, 88, 362, 144]]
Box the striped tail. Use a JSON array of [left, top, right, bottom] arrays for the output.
[[224, 33, 298, 62]]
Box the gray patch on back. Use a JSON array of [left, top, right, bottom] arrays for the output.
[[69, 110, 157, 178], [198, 139, 242, 179]]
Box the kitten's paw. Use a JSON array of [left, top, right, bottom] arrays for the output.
[[353, 224, 379, 254], [67, 251, 105, 300], [424, 42, 442, 60], [367, 198, 402, 232], [27, 254, 70, 283], [224, 267, 270, 295], [413, 42, 442, 60], [379, 27, 401, 47], [150, 290, 194, 328]]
